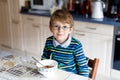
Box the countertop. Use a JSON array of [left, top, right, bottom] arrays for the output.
[[20, 11, 120, 27]]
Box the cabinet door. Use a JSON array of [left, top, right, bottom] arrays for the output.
[[41, 17, 52, 54], [22, 15, 41, 55], [73, 30, 112, 74], [0, 0, 11, 48], [0, 1, 2, 44], [9, 0, 23, 50], [73, 21, 114, 76]]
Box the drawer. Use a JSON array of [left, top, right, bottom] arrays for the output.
[[74, 21, 114, 36], [22, 15, 41, 24], [73, 30, 112, 40], [42, 17, 50, 26]]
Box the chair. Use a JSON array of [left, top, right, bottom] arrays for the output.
[[87, 57, 99, 80]]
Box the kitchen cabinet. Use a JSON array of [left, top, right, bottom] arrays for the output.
[[21, 16, 52, 56], [0, 0, 12, 48], [40, 17, 52, 54], [73, 21, 114, 76], [9, 0, 23, 50], [0, 1, 2, 44], [22, 15, 41, 55], [0, 0, 23, 50]]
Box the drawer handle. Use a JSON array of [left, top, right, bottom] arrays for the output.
[[75, 33, 85, 36], [86, 26, 96, 30], [1, 44, 11, 49], [74, 30, 80, 32], [27, 17, 34, 21], [32, 24, 39, 28], [117, 38, 120, 41], [12, 20, 19, 24]]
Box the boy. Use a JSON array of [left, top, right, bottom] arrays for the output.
[[41, 9, 89, 77]]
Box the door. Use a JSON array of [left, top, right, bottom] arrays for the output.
[[73, 30, 112, 74], [9, 0, 23, 50], [22, 17, 41, 55], [41, 17, 52, 54], [0, 0, 11, 48]]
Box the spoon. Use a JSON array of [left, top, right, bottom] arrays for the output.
[[32, 56, 44, 67]]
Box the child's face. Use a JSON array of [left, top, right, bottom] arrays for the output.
[[50, 21, 73, 44]]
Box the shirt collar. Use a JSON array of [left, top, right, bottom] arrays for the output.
[[53, 35, 71, 48]]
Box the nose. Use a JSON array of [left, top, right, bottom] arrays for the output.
[[58, 27, 63, 31]]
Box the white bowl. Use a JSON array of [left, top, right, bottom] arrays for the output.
[[36, 59, 58, 77]]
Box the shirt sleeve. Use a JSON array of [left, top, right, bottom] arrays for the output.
[[41, 39, 51, 60], [74, 43, 89, 77]]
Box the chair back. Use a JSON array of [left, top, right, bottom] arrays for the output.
[[87, 57, 99, 80]]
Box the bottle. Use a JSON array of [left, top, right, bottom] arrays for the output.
[[25, 0, 31, 9], [67, 0, 76, 12], [57, 0, 63, 9], [81, 0, 92, 17], [74, 0, 81, 14]]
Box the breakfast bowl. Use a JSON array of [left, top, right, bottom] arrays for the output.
[[36, 59, 58, 77]]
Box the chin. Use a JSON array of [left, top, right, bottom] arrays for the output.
[[58, 38, 66, 42]]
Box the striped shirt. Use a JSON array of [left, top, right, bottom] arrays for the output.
[[41, 36, 89, 77]]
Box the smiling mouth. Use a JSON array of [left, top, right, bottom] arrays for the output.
[[58, 34, 63, 36]]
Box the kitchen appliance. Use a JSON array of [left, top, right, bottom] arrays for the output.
[[107, 0, 120, 18], [91, 0, 105, 19], [113, 26, 120, 70], [30, 0, 56, 10]]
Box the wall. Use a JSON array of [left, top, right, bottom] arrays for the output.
[[19, 0, 25, 7]]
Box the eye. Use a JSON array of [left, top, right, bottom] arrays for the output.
[[54, 25, 59, 28], [63, 26, 68, 29]]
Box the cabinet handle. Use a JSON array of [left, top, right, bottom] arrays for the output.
[[86, 26, 96, 30], [32, 24, 39, 28], [27, 17, 34, 21], [117, 38, 120, 41], [74, 29, 80, 32], [75, 33, 85, 36], [1, 44, 11, 49], [12, 20, 19, 24]]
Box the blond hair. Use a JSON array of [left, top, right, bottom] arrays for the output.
[[50, 9, 73, 28]]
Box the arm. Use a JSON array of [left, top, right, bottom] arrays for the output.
[[41, 40, 51, 60], [74, 43, 89, 77]]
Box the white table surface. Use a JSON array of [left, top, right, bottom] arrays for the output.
[[47, 69, 91, 80], [0, 50, 91, 80]]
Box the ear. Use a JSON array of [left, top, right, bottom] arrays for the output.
[[49, 26, 53, 32], [70, 27, 73, 33]]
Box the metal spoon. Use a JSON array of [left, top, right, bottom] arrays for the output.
[[32, 57, 44, 67]]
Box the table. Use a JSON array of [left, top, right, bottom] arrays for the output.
[[0, 53, 91, 80]]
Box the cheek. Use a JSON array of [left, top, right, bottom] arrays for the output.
[[70, 28, 73, 32], [50, 27, 53, 32], [67, 29, 73, 34], [50, 28, 55, 33], [50, 29, 57, 35]]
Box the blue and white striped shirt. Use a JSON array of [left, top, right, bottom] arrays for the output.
[[42, 36, 89, 77]]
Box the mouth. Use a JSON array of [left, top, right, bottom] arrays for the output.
[[57, 34, 64, 36]]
